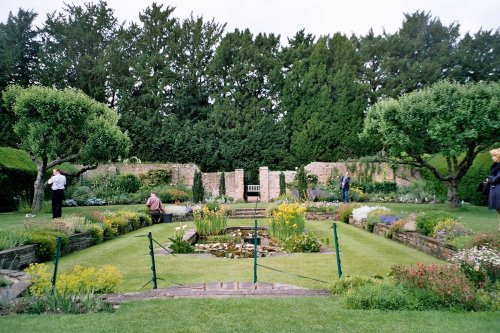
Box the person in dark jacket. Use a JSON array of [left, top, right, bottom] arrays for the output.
[[487, 148, 500, 230], [339, 171, 351, 203]]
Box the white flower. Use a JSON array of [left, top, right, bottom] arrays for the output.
[[175, 227, 181, 231]]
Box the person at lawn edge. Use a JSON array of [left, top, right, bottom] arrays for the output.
[[47, 168, 66, 218]]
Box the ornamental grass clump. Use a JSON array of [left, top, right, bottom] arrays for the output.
[[268, 203, 305, 241], [193, 204, 227, 236]]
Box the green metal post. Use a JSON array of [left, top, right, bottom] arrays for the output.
[[333, 223, 342, 279], [51, 236, 62, 293], [253, 219, 258, 284], [148, 232, 158, 289]]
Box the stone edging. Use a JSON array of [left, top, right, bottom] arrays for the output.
[[348, 216, 457, 260], [0, 231, 94, 270]]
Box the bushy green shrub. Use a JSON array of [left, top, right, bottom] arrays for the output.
[[432, 218, 470, 241], [366, 208, 391, 232], [329, 275, 381, 295], [71, 186, 95, 205], [116, 174, 141, 193], [390, 263, 493, 311], [336, 203, 359, 223], [297, 166, 308, 201], [415, 211, 455, 236], [27, 231, 68, 261], [192, 171, 204, 203], [281, 232, 321, 253]]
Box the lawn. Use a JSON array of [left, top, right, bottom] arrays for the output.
[[2, 202, 497, 233], [33, 217, 441, 291], [0, 297, 498, 333], [1, 205, 498, 332]]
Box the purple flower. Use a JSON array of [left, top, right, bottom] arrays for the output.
[[380, 215, 398, 225]]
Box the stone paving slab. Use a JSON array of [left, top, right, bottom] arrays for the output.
[[104, 282, 330, 303]]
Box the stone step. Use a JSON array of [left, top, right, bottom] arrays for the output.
[[105, 282, 330, 303]]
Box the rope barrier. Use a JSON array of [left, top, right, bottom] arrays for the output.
[[257, 263, 330, 284]]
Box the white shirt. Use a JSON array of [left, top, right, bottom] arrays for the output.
[[48, 174, 66, 190]]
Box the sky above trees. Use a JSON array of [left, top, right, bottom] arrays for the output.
[[1, 0, 499, 41]]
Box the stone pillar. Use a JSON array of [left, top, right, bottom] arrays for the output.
[[234, 169, 245, 201], [259, 166, 269, 202]]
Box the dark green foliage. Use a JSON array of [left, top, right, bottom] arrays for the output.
[[0, 148, 35, 211], [155, 187, 190, 203], [281, 232, 321, 253], [116, 174, 141, 193], [192, 171, 204, 203], [139, 169, 172, 187], [457, 151, 493, 205], [0, 9, 39, 147], [219, 172, 226, 196], [168, 239, 194, 254], [37, 1, 118, 103], [27, 231, 68, 262], [415, 211, 455, 236], [297, 166, 307, 201], [279, 172, 286, 196], [351, 182, 397, 194]]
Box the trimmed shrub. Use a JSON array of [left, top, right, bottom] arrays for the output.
[[219, 172, 226, 196], [26, 231, 68, 261], [297, 166, 307, 201], [192, 171, 204, 203], [116, 174, 141, 193], [279, 172, 286, 196], [415, 211, 455, 236]]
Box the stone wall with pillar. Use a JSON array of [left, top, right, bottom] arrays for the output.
[[258, 161, 419, 202], [200, 170, 244, 201]]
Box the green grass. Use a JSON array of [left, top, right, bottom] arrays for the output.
[[40, 218, 440, 292], [0, 298, 498, 333], [1, 205, 498, 331], [361, 202, 498, 233]]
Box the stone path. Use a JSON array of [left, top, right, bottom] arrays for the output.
[[104, 282, 330, 303], [0, 269, 31, 299]]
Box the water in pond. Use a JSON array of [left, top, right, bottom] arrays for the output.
[[194, 227, 280, 259]]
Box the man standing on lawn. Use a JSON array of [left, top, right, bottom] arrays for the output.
[[340, 171, 351, 203], [47, 168, 66, 218]]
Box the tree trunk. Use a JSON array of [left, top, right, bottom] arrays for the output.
[[32, 161, 47, 212], [445, 180, 460, 208]]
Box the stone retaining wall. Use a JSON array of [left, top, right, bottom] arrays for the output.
[[0, 231, 95, 270], [348, 216, 457, 260], [0, 245, 38, 270], [305, 212, 337, 221], [61, 232, 94, 256]]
